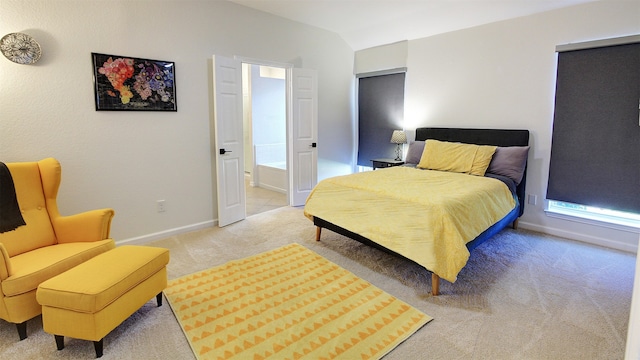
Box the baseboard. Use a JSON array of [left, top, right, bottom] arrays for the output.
[[518, 221, 638, 253], [117, 220, 217, 245], [258, 183, 286, 194]]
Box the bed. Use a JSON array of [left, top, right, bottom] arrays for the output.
[[304, 127, 530, 295]]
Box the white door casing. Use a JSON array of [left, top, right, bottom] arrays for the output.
[[290, 68, 318, 206], [212, 55, 245, 227]]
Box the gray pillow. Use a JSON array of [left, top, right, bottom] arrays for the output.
[[487, 146, 530, 185], [405, 141, 425, 164]]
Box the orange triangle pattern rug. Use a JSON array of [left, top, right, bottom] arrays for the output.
[[164, 243, 432, 360]]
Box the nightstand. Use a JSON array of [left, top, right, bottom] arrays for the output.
[[371, 158, 404, 170]]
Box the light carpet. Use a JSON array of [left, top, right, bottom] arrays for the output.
[[164, 243, 432, 360], [0, 206, 634, 359]]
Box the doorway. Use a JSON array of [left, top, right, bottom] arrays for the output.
[[212, 55, 317, 226], [242, 63, 288, 216]]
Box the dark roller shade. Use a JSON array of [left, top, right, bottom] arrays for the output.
[[547, 42, 640, 214], [357, 73, 405, 166]]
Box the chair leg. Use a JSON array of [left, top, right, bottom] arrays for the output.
[[94, 339, 104, 358], [55, 334, 102, 358], [16, 321, 27, 340], [55, 335, 65, 350], [156, 292, 163, 307]]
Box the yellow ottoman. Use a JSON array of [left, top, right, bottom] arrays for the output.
[[36, 245, 169, 358]]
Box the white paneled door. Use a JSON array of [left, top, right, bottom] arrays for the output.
[[290, 68, 318, 206], [212, 55, 245, 227]]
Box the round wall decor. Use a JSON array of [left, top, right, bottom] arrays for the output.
[[1, 32, 42, 64]]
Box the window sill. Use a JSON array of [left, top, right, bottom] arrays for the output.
[[545, 208, 640, 234]]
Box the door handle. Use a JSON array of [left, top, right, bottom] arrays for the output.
[[310, 143, 317, 148], [219, 148, 232, 155]]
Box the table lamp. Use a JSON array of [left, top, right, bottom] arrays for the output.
[[390, 130, 407, 161]]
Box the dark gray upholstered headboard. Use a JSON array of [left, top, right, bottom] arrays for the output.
[[415, 127, 530, 217]]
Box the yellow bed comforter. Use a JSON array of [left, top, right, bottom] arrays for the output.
[[304, 166, 515, 282]]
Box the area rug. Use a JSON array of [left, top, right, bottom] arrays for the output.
[[164, 243, 432, 360]]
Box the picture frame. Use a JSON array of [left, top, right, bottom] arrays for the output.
[[91, 52, 177, 111]]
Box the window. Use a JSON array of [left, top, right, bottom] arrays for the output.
[[547, 200, 640, 231], [357, 70, 406, 167], [547, 36, 640, 220]]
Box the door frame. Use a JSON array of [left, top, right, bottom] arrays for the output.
[[213, 55, 317, 226]]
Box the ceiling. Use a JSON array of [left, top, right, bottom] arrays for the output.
[[228, 0, 598, 51]]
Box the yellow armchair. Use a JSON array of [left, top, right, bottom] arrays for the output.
[[0, 158, 115, 340]]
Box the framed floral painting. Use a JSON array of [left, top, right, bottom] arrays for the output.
[[91, 53, 177, 111]]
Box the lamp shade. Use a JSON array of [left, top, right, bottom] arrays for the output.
[[390, 130, 407, 144]]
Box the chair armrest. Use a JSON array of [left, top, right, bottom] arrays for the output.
[[0, 243, 13, 281], [53, 208, 115, 243]]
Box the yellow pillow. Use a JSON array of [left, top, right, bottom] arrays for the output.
[[417, 140, 496, 176], [469, 144, 498, 176]]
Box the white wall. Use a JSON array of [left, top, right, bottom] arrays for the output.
[[0, 0, 354, 242], [1, 1, 637, 250], [404, 0, 640, 252]]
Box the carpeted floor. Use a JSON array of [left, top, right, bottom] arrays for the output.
[[0, 206, 635, 359]]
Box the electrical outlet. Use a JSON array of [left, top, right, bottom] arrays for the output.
[[157, 200, 166, 213], [527, 194, 537, 206]]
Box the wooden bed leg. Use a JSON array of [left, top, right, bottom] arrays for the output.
[[316, 226, 322, 241], [512, 218, 519, 230], [431, 273, 440, 296]]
